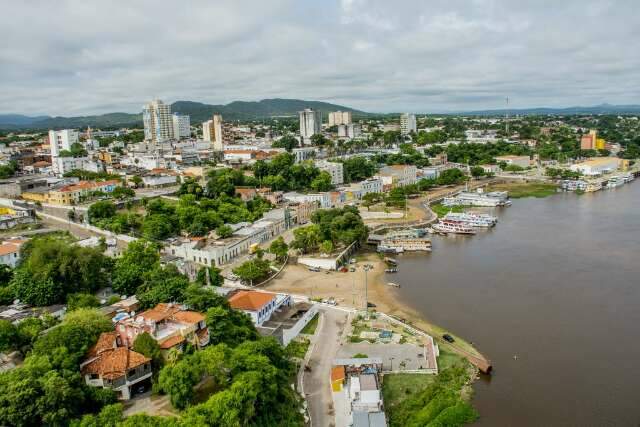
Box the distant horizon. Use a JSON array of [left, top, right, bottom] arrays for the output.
[[2, 99, 640, 119]]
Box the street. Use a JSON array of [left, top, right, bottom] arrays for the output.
[[303, 307, 350, 427]]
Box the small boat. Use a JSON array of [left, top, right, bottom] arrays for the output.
[[386, 282, 401, 288], [385, 268, 398, 273], [383, 257, 398, 265]]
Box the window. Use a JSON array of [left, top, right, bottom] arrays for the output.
[[128, 369, 136, 377], [89, 373, 99, 380]]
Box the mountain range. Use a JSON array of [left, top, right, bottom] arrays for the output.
[[1, 100, 640, 130], [0, 98, 365, 130]]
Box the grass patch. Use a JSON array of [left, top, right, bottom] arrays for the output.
[[489, 182, 558, 198], [382, 373, 436, 410], [301, 313, 319, 335], [352, 353, 368, 358], [437, 348, 467, 371], [430, 203, 464, 218], [285, 337, 310, 359]]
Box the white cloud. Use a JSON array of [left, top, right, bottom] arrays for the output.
[[0, 0, 638, 115]]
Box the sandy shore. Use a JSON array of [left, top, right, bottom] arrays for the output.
[[264, 250, 485, 360]]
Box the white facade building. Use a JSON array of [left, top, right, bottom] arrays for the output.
[[172, 114, 191, 140], [143, 99, 174, 143], [337, 124, 362, 139], [316, 160, 344, 185], [569, 158, 620, 176], [328, 111, 353, 126], [299, 109, 322, 144], [283, 192, 331, 208], [377, 165, 417, 187], [400, 113, 417, 136], [292, 147, 316, 163], [48, 129, 79, 157], [52, 156, 90, 175]]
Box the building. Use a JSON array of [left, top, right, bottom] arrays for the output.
[[227, 290, 291, 326], [580, 130, 598, 150], [48, 129, 79, 158], [46, 180, 121, 205], [235, 187, 257, 201], [0, 238, 26, 268], [495, 155, 530, 169], [328, 111, 353, 126], [292, 147, 316, 163], [115, 303, 210, 351], [377, 165, 417, 188], [569, 158, 620, 176], [299, 109, 322, 144], [143, 99, 174, 143], [338, 123, 362, 139], [52, 156, 90, 175], [80, 332, 152, 400], [316, 160, 344, 185], [0, 205, 35, 230], [172, 114, 191, 140], [283, 192, 330, 208], [400, 113, 417, 136]]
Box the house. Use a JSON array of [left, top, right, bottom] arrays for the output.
[[80, 332, 152, 400], [115, 303, 209, 352], [235, 187, 257, 201], [0, 238, 27, 268], [283, 192, 330, 208], [0, 206, 35, 230], [315, 160, 344, 185], [227, 290, 291, 326], [256, 187, 283, 205], [569, 158, 620, 176]]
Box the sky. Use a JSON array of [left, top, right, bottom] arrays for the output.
[[1, 0, 639, 116]]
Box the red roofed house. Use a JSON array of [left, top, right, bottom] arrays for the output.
[[235, 187, 257, 201], [80, 332, 152, 400], [228, 290, 291, 326], [115, 303, 209, 353]]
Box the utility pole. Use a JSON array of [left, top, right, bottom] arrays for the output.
[[363, 264, 372, 314]]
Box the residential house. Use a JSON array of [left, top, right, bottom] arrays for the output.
[[235, 187, 257, 201], [115, 303, 210, 352], [47, 180, 121, 205], [0, 238, 26, 268], [80, 332, 152, 400], [227, 290, 291, 326], [377, 165, 417, 189]]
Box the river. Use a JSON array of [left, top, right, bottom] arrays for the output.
[[391, 182, 640, 426]]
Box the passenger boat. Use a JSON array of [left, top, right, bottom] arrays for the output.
[[384, 257, 398, 265], [377, 245, 404, 254], [444, 212, 497, 228], [385, 268, 398, 273], [432, 219, 476, 235]]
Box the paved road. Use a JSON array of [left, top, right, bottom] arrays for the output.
[[304, 307, 350, 427]]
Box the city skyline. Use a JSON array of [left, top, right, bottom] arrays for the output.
[[1, 0, 639, 116]]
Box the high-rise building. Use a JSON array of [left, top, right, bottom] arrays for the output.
[[299, 109, 322, 145], [400, 113, 417, 136], [143, 99, 174, 143], [203, 120, 215, 142], [48, 129, 79, 157], [337, 123, 362, 139], [328, 111, 352, 126], [172, 113, 191, 140]]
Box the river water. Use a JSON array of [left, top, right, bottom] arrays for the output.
[[392, 182, 640, 426]]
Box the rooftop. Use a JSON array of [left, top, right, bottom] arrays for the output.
[[82, 347, 150, 380], [228, 290, 276, 311]]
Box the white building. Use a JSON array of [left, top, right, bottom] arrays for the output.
[[299, 109, 322, 144], [227, 290, 291, 326], [400, 113, 417, 136], [292, 147, 316, 163], [52, 156, 90, 175], [172, 114, 191, 140], [0, 238, 26, 268], [328, 111, 353, 126], [377, 165, 417, 187], [338, 124, 362, 139], [316, 160, 344, 185], [143, 99, 174, 143], [48, 129, 79, 157], [569, 158, 620, 176], [283, 192, 330, 208], [202, 115, 224, 150]]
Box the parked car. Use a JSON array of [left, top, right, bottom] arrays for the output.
[[442, 334, 455, 343], [367, 302, 376, 308]]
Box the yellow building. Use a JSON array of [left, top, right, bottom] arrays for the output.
[[22, 180, 122, 206], [595, 138, 606, 150]]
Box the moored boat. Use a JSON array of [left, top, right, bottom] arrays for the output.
[[432, 219, 476, 235]]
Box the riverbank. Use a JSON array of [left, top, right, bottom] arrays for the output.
[[487, 181, 558, 198], [264, 250, 487, 362]]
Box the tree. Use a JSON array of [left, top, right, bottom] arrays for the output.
[[268, 237, 289, 262], [141, 214, 174, 240], [437, 168, 467, 185], [88, 201, 117, 223], [133, 332, 163, 371], [182, 284, 226, 312], [112, 241, 159, 296], [111, 186, 135, 199], [215, 224, 233, 239], [310, 134, 329, 146], [310, 171, 333, 191], [232, 258, 271, 285], [271, 135, 298, 151], [320, 240, 334, 255], [206, 306, 258, 347], [470, 166, 486, 178], [195, 266, 223, 287], [130, 175, 143, 188], [361, 192, 382, 210], [158, 358, 203, 409], [0, 319, 19, 352], [291, 224, 321, 254], [67, 293, 100, 311], [136, 264, 190, 310]]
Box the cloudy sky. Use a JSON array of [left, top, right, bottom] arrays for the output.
[[1, 0, 639, 116]]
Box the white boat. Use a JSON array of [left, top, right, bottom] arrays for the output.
[[379, 237, 432, 252], [444, 212, 497, 228], [606, 176, 625, 189], [386, 282, 401, 288], [377, 245, 404, 254], [443, 191, 511, 207], [432, 219, 476, 235]]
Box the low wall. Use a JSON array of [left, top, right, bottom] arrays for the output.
[[282, 304, 319, 346]]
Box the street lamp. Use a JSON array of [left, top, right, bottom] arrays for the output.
[[363, 264, 372, 314]]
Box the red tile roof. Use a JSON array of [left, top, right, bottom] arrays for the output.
[[87, 332, 117, 358], [228, 290, 275, 311], [158, 335, 186, 350], [82, 347, 150, 380]]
